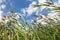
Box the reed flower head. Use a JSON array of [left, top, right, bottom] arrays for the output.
[[44, 2, 53, 5]]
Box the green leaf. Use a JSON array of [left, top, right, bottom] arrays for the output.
[[34, 4, 49, 7], [52, 7, 60, 10], [34, 5, 41, 7]]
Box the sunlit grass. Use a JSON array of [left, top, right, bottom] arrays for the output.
[[0, 10, 60, 40], [0, 1, 60, 40]]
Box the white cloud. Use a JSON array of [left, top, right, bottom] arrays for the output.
[[58, 0, 60, 4], [26, 0, 46, 4], [26, 7, 38, 15], [0, 0, 3, 3], [0, 0, 6, 3], [0, 0, 6, 10], [21, 1, 38, 16], [25, 1, 47, 15], [0, 10, 3, 21], [21, 9, 26, 14], [40, 6, 46, 11], [53, 0, 60, 7], [21, 0, 47, 16], [0, 10, 3, 14], [20, 8, 26, 16], [1, 4, 6, 9], [29, 1, 37, 8], [38, 0, 46, 4], [54, 2, 60, 7], [31, 1, 37, 5], [0, 10, 3, 18]]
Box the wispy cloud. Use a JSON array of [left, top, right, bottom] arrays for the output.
[[38, 0, 46, 4], [21, 1, 38, 16], [0, 0, 6, 19], [0, 10, 3, 20], [1, 4, 6, 9], [0, 10, 3, 14], [0, 0, 6, 3], [0, 0, 6, 10], [20, 0, 47, 22], [0, 0, 4, 3], [21, 0, 48, 16], [58, 0, 60, 4]]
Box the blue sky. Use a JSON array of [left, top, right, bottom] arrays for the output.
[[0, 0, 60, 24], [3, 0, 30, 12]]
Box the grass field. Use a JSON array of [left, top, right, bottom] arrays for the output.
[[0, 11, 60, 40], [0, 1, 60, 40]]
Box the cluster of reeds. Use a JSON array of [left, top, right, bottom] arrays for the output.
[[0, 0, 60, 40]]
